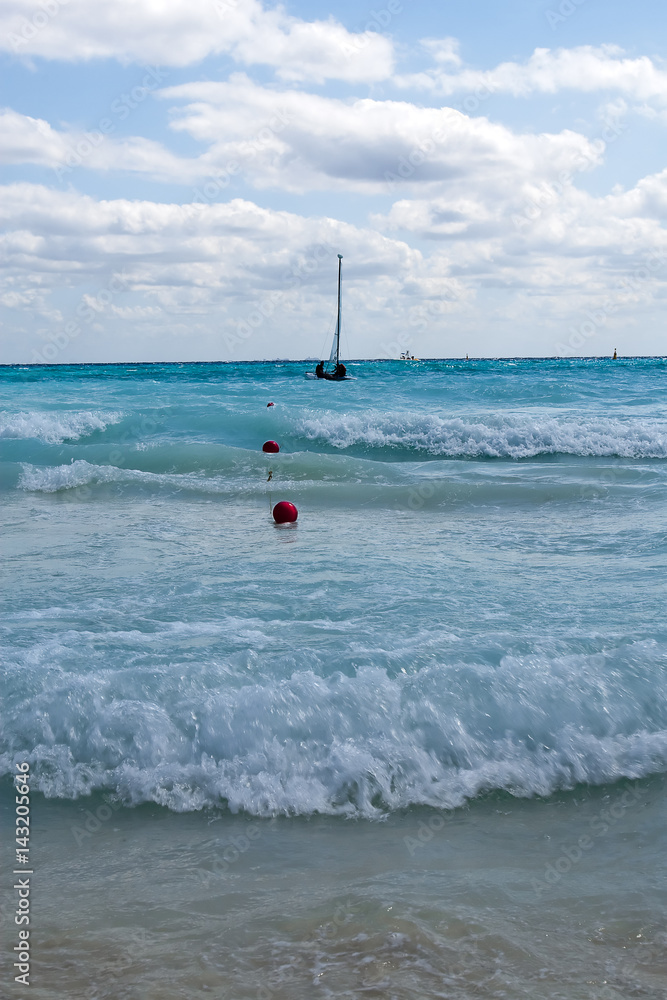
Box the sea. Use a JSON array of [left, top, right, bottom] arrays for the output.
[[1, 357, 666, 1000]]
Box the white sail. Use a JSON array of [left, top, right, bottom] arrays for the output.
[[327, 253, 343, 368], [327, 331, 338, 366], [305, 254, 348, 380]]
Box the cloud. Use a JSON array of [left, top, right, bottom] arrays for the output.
[[419, 36, 462, 68], [0, 107, 197, 182], [373, 166, 667, 261], [397, 44, 667, 103], [0, 108, 68, 165], [1, 0, 393, 82], [0, 183, 417, 282], [2, 173, 667, 366], [0, 182, 431, 363], [1, 72, 604, 197], [161, 75, 603, 194]]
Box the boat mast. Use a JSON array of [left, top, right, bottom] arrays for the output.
[[335, 254, 343, 366]]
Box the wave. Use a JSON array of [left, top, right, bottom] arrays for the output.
[[17, 459, 211, 494], [16, 457, 667, 518], [2, 640, 666, 816], [0, 410, 123, 444], [7, 407, 667, 468], [297, 411, 667, 459], [16, 449, 397, 496]]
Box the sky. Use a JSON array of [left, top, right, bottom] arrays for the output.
[[1, 0, 667, 363]]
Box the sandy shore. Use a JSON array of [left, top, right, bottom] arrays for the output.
[[2, 776, 665, 999]]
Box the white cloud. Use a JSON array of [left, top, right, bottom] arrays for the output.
[[398, 44, 667, 103], [0, 74, 605, 197], [0, 107, 197, 182], [161, 75, 603, 194], [0, 183, 430, 362], [373, 168, 667, 265], [1, 0, 392, 82], [419, 37, 462, 68], [0, 108, 67, 165], [0, 183, 418, 285], [2, 174, 667, 364]]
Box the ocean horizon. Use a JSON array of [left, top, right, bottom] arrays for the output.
[[4, 354, 664, 366]]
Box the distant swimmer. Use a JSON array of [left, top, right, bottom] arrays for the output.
[[612, 348, 618, 360]]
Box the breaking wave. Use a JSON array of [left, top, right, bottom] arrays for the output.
[[0, 410, 123, 444], [2, 639, 666, 817], [297, 412, 667, 459]]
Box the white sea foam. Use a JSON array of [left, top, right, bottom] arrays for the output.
[[18, 460, 197, 493], [19, 460, 126, 492], [3, 642, 666, 816], [0, 410, 122, 444], [298, 412, 667, 459]]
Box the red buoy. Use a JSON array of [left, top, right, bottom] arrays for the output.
[[267, 402, 275, 407], [262, 440, 280, 453], [272, 501, 298, 524]]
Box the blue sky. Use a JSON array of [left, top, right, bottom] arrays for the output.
[[2, 0, 667, 362]]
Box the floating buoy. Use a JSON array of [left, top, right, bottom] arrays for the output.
[[267, 402, 274, 407], [262, 440, 280, 453], [272, 501, 298, 524]]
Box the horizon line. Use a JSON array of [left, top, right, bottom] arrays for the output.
[[2, 355, 664, 368]]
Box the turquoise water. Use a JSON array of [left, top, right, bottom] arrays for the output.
[[1, 358, 666, 997]]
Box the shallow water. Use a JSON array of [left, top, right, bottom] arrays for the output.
[[1, 781, 665, 999]]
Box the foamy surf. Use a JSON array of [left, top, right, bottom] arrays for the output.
[[297, 411, 667, 459], [3, 640, 666, 816], [0, 409, 123, 444], [17, 459, 198, 493]]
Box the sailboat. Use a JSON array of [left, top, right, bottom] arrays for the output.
[[305, 254, 350, 380]]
